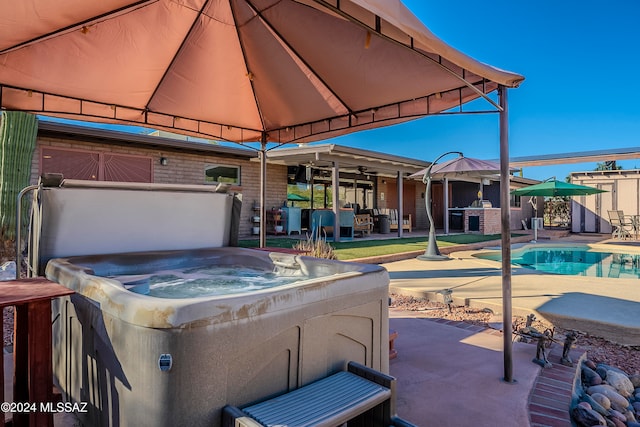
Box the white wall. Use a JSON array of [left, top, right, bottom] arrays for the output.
[[571, 170, 640, 233]]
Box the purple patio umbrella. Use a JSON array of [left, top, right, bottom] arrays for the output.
[[410, 154, 507, 260], [410, 156, 509, 179]]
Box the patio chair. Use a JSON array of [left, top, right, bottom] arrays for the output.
[[388, 209, 412, 233], [354, 214, 373, 237], [372, 208, 411, 233], [607, 210, 635, 239]]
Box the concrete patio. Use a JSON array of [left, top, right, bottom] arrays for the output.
[[389, 310, 583, 426]]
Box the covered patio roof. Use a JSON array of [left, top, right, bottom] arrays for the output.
[[507, 147, 640, 168], [266, 144, 429, 177]]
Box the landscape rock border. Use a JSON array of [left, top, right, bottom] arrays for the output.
[[572, 358, 640, 426]]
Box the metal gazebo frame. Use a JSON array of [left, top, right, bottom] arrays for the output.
[[0, 0, 521, 383]]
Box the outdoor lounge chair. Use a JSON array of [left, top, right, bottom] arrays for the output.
[[607, 210, 635, 239], [387, 209, 411, 233], [354, 214, 373, 236], [371, 208, 411, 233]]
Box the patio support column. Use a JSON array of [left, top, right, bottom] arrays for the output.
[[259, 136, 267, 248], [332, 161, 340, 242], [310, 172, 315, 209], [397, 171, 403, 238], [354, 175, 358, 211], [499, 85, 514, 383]]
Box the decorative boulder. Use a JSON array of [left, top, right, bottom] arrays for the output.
[[587, 385, 630, 412], [581, 393, 608, 416], [598, 363, 630, 377], [583, 365, 603, 386], [577, 401, 592, 410], [606, 370, 634, 398], [609, 417, 626, 427], [596, 366, 608, 380], [571, 405, 607, 426], [609, 409, 626, 423], [591, 393, 611, 411]]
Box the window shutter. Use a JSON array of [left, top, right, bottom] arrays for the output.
[[41, 148, 152, 183], [104, 153, 152, 182], [41, 147, 99, 180]]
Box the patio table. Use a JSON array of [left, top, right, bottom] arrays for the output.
[[0, 278, 74, 427]]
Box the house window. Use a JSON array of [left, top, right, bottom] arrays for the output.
[[510, 194, 521, 208], [205, 164, 240, 185]]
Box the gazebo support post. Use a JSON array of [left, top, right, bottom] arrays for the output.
[[499, 85, 514, 383], [444, 177, 449, 234], [259, 136, 267, 248], [397, 171, 404, 238]]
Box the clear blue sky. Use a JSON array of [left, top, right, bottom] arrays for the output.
[[45, 1, 640, 181], [332, 0, 640, 180]]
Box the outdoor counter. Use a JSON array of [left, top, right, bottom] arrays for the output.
[[448, 208, 501, 235]]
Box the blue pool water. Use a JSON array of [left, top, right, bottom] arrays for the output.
[[476, 246, 640, 278]]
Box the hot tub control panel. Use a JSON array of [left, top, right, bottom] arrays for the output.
[[158, 354, 173, 372]]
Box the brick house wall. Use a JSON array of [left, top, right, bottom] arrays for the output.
[[375, 176, 425, 230], [32, 134, 288, 238]]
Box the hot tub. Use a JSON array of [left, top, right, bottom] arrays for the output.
[[47, 248, 388, 427], [29, 179, 390, 427]]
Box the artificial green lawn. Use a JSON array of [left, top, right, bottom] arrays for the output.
[[238, 233, 521, 261]]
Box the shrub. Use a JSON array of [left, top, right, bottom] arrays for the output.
[[293, 234, 336, 260]]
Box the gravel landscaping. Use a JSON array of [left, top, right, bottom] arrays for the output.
[[390, 293, 640, 376]]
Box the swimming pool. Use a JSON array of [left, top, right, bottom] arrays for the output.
[[476, 245, 640, 278]]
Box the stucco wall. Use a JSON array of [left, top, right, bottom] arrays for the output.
[[570, 170, 640, 234]]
